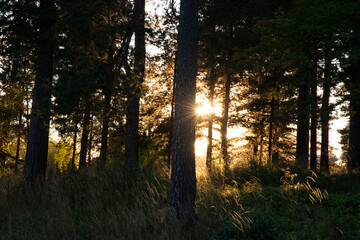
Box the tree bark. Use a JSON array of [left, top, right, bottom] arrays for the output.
[[221, 74, 231, 171], [347, 61, 360, 171], [320, 56, 331, 174], [310, 69, 318, 171], [296, 78, 310, 168], [24, 0, 55, 184], [79, 101, 90, 171], [125, 0, 145, 181], [170, 0, 198, 224]]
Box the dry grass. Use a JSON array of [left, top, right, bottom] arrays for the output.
[[1, 163, 360, 239]]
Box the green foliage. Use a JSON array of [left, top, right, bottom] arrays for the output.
[[53, 142, 73, 173]]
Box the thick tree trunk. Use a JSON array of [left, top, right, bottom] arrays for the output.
[[347, 61, 360, 171], [170, 0, 198, 224], [296, 79, 310, 168], [79, 102, 90, 171], [310, 70, 318, 171], [15, 110, 22, 173], [320, 57, 331, 174], [348, 91, 360, 171], [125, 0, 145, 180], [206, 71, 215, 173], [24, 0, 55, 184]]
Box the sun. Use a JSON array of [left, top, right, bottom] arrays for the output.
[[196, 102, 222, 116], [196, 103, 212, 115]]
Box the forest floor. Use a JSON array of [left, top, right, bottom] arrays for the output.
[[1, 162, 360, 240]]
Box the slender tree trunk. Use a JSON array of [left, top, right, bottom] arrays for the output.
[[268, 96, 275, 165], [320, 57, 331, 174], [99, 45, 114, 169], [0, 137, 5, 169], [125, 0, 145, 181], [88, 115, 94, 165], [296, 78, 310, 168], [259, 133, 263, 165], [0, 120, 8, 168], [26, 92, 30, 130], [71, 115, 78, 171], [170, 0, 198, 224], [15, 110, 22, 173], [221, 76, 231, 171], [310, 69, 318, 171], [166, 0, 179, 170], [253, 143, 258, 161], [206, 71, 215, 173], [79, 102, 90, 171], [99, 85, 111, 168], [11, 59, 21, 173], [24, 0, 55, 184], [221, 6, 233, 172]]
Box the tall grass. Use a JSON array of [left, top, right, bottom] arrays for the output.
[[1, 166, 214, 240], [1, 162, 360, 239]]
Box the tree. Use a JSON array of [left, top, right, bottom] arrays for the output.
[[98, 0, 132, 169], [345, 2, 360, 172], [0, 0, 36, 173], [296, 77, 310, 168], [320, 55, 331, 174], [206, 69, 217, 173], [125, 0, 145, 181], [170, 0, 199, 223], [23, 0, 55, 183], [309, 66, 318, 171], [347, 54, 360, 171], [220, 0, 234, 173]]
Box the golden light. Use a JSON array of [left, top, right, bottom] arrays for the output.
[[196, 103, 212, 115], [195, 137, 208, 157], [196, 102, 222, 116]]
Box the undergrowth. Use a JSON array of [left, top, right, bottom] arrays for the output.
[[1, 163, 360, 239]]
